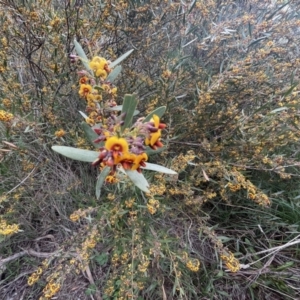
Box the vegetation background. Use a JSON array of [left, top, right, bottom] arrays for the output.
[[1, 0, 300, 299]]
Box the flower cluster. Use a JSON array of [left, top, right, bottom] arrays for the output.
[[27, 267, 44, 286], [91, 114, 166, 176], [41, 280, 61, 299], [186, 258, 200, 272], [69, 207, 95, 222], [0, 218, 19, 236], [147, 198, 160, 215], [220, 251, 240, 273], [0, 109, 13, 122], [181, 251, 201, 272], [77, 55, 117, 126], [89, 56, 111, 79], [76, 59, 166, 180], [72, 52, 167, 180], [54, 129, 66, 138]]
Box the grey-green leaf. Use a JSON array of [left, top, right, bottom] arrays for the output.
[[96, 166, 110, 199], [121, 94, 139, 132], [145, 146, 167, 155], [52, 146, 99, 162], [81, 122, 102, 149], [125, 170, 150, 193], [143, 106, 166, 123], [142, 162, 177, 174], [110, 49, 134, 68], [74, 39, 91, 71], [106, 105, 140, 116], [106, 65, 122, 83]]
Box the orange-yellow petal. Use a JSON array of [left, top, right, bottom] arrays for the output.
[[105, 136, 129, 153], [132, 153, 148, 170], [152, 114, 160, 127], [116, 152, 136, 169], [79, 84, 92, 97]]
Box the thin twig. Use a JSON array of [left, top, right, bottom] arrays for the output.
[[0, 249, 59, 268]]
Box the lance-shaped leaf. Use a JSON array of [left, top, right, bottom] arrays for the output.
[[96, 166, 110, 199], [52, 146, 99, 162], [145, 146, 167, 156], [106, 65, 122, 83], [106, 105, 140, 116], [142, 162, 177, 174], [79, 111, 88, 119], [81, 122, 102, 149], [110, 49, 134, 68], [143, 106, 166, 123], [121, 94, 138, 132], [125, 170, 150, 193], [74, 39, 92, 72]]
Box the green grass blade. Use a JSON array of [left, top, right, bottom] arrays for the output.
[[96, 166, 110, 199]]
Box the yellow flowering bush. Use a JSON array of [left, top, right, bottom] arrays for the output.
[[1, 0, 300, 299]]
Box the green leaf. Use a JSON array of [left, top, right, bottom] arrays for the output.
[[275, 261, 294, 271], [125, 170, 150, 193], [106, 105, 140, 116], [110, 49, 134, 68], [85, 284, 97, 296], [94, 253, 109, 266], [145, 145, 167, 155], [96, 166, 110, 199], [143, 106, 166, 123], [247, 37, 267, 49], [188, 0, 197, 14], [106, 65, 122, 83], [121, 94, 138, 132], [142, 162, 177, 174], [52, 146, 99, 162], [73, 39, 91, 72], [81, 122, 102, 149], [281, 83, 298, 97]]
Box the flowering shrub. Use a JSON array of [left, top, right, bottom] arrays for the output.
[[52, 41, 177, 196], [1, 1, 300, 299]]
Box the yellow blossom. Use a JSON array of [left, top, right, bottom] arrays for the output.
[[79, 84, 92, 98], [147, 198, 160, 214], [0, 110, 13, 122], [186, 258, 200, 272], [220, 252, 240, 273], [69, 213, 80, 222], [0, 219, 19, 236], [54, 129, 66, 138]]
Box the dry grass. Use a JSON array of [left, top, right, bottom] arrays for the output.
[[1, 0, 300, 299]]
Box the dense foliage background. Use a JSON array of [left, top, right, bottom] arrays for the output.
[[1, 0, 300, 299]]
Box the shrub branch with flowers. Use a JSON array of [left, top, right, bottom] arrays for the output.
[[52, 40, 177, 197], [2, 1, 300, 299]]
